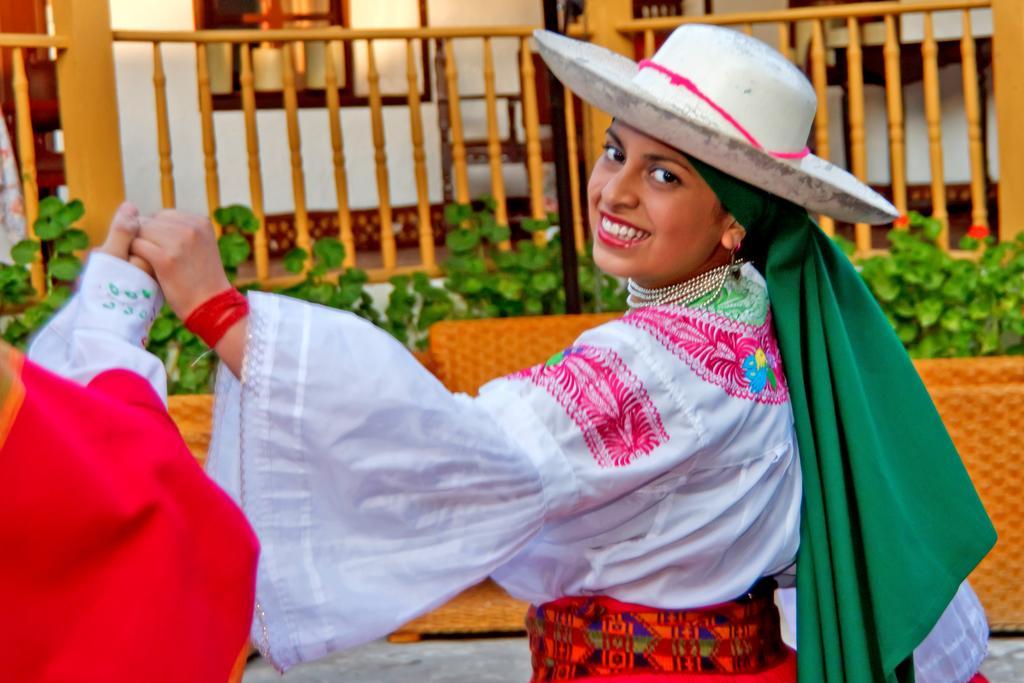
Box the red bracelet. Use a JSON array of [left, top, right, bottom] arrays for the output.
[[184, 288, 249, 349]]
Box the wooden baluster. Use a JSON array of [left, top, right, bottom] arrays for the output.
[[196, 43, 222, 231], [405, 38, 435, 268], [809, 20, 834, 236], [482, 37, 510, 248], [152, 42, 175, 208], [741, 23, 754, 37], [564, 86, 584, 252], [443, 38, 470, 204], [960, 10, 988, 230], [366, 39, 396, 270], [644, 29, 655, 59], [520, 36, 547, 241], [922, 12, 949, 248], [239, 43, 269, 280], [846, 18, 870, 253], [323, 39, 355, 267], [777, 22, 792, 63], [883, 15, 907, 219], [12, 48, 43, 295], [281, 43, 311, 266]]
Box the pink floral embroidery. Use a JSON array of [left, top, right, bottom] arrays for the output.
[[622, 307, 789, 404], [510, 345, 668, 468]]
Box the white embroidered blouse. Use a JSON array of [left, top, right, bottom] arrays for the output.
[[26, 255, 986, 680]]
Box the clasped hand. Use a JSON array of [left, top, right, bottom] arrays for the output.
[[98, 201, 232, 322]]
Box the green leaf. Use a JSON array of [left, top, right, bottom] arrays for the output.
[[48, 255, 82, 282], [149, 316, 177, 342], [922, 270, 946, 291], [529, 271, 559, 295], [443, 203, 472, 226], [922, 217, 944, 241], [214, 204, 260, 234], [53, 229, 90, 255], [212, 206, 231, 227], [33, 216, 63, 241], [958, 235, 980, 251], [46, 285, 71, 308], [496, 276, 524, 301], [237, 210, 259, 234], [37, 196, 64, 219], [340, 267, 369, 286], [868, 272, 900, 302], [58, 199, 85, 226], [10, 239, 39, 266], [313, 238, 345, 270], [968, 294, 993, 321], [218, 233, 251, 269], [283, 247, 308, 274], [915, 299, 943, 327], [418, 301, 452, 330], [520, 217, 549, 233], [892, 298, 915, 319], [940, 309, 963, 332], [306, 282, 334, 304], [445, 229, 481, 253], [482, 223, 511, 245], [459, 276, 484, 295], [896, 321, 919, 345], [335, 282, 364, 308]]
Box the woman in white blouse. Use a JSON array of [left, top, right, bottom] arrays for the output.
[[31, 24, 993, 683]]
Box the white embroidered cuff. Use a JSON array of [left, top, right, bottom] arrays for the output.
[[77, 252, 164, 347]]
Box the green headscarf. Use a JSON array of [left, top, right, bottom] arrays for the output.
[[686, 155, 996, 682]]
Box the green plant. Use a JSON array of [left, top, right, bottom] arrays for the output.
[[856, 212, 1024, 358], [2, 196, 87, 349], [146, 303, 219, 394], [441, 201, 627, 318], [384, 271, 455, 350], [279, 237, 381, 324], [213, 204, 260, 281]]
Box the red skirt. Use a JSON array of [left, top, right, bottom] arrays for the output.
[[527, 581, 794, 682]]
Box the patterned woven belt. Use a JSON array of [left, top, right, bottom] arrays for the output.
[[526, 581, 787, 681]]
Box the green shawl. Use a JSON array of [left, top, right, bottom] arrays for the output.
[[687, 156, 996, 682]]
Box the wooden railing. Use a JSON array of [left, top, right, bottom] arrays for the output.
[[110, 26, 585, 285], [4, 0, 1024, 292], [0, 33, 69, 295], [600, 0, 1008, 251]]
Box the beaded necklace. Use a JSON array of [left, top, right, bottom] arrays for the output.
[[626, 260, 745, 309]]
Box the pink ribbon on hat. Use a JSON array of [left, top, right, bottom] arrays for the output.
[[638, 59, 810, 160]]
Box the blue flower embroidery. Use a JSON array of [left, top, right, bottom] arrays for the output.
[[742, 348, 777, 394]]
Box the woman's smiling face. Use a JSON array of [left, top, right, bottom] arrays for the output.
[[587, 121, 743, 289]]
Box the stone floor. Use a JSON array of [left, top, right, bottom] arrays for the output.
[[243, 636, 1024, 682]]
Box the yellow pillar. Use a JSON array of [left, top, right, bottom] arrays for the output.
[[992, 0, 1024, 242], [52, 0, 125, 246], [580, 0, 633, 169]]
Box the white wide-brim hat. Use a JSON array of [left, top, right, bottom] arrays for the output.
[[534, 26, 898, 225]]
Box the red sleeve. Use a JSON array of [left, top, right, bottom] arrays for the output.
[[0, 358, 259, 683]]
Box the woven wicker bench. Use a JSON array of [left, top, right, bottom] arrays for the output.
[[168, 313, 1024, 636]]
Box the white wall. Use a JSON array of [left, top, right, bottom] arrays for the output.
[[108, 0, 998, 217]]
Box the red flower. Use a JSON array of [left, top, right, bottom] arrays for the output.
[[893, 214, 909, 228], [966, 224, 990, 240]]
